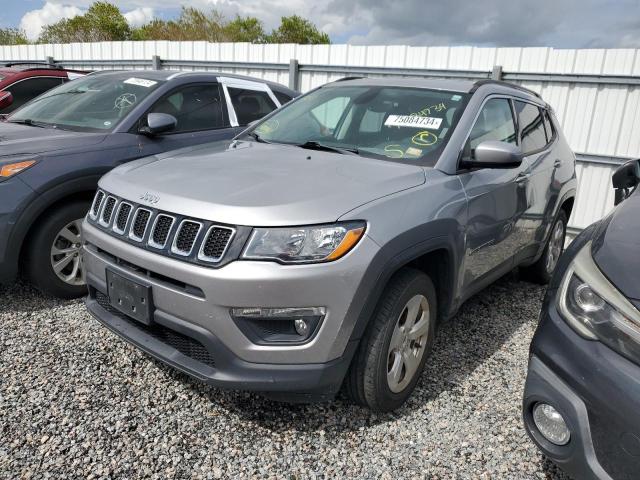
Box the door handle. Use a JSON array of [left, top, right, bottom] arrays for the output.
[[516, 172, 530, 183], [554, 159, 562, 168]]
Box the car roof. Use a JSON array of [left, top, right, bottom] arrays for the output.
[[325, 76, 542, 103], [90, 69, 296, 93]]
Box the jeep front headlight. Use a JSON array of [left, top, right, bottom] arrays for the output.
[[242, 222, 366, 263]]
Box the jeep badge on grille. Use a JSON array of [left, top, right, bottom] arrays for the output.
[[139, 192, 160, 205]]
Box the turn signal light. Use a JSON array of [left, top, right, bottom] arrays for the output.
[[0, 160, 36, 178]]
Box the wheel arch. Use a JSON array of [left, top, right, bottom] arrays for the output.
[[346, 227, 463, 347], [10, 175, 101, 276]]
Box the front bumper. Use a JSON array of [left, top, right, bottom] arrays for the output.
[[82, 220, 377, 397], [523, 290, 640, 480]]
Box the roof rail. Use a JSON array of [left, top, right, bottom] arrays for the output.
[[471, 79, 542, 99], [332, 76, 365, 83], [2, 61, 64, 71]]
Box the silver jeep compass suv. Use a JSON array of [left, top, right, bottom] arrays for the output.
[[83, 78, 576, 412]]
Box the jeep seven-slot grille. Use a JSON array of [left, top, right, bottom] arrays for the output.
[[150, 215, 174, 248], [101, 197, 116, 224], [173, 221, 201, 255], [114, 203, 132, 232], [91, 191, 105, 217], [200, 227, 234, 261], [131, 209, 151, 240], [88, 190, 235, 267]]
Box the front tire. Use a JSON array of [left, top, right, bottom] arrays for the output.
[[25, 200, 91, 299], [345, 268, 437, 412]]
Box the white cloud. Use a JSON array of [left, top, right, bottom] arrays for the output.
[[20, 2, 83, 41], [123, 7, 155, 28]]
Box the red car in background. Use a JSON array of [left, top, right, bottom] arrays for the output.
[[0, 62, 87, 115]]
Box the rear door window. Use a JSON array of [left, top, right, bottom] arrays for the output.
[[542, 110, 555, 143], [514, 101, 547, 153], [227, 87, 277, 126]]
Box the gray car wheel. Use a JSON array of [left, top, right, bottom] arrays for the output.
[[345, 267, 437, 412], [50, 219, 85, 286], [522, 210, 568, 285], [26, 200, 91, 299]]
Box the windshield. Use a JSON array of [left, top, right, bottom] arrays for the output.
[[251, 85, 469, 164], [8, 74, 164, 132]]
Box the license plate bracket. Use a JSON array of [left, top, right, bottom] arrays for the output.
[[106, 269, 154, 325]]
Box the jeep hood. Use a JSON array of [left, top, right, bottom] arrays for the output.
[[0, 121, 106, 155], [592, 190, 640, 301], [102, 141, 426, 226]]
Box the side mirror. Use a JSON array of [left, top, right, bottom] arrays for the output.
[[139, 113, 177, 136], [0, 91, 14, 111], [612, 159, 640, 205], [466, 141, 523, 169]]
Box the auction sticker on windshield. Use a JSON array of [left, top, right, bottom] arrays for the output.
[[384, 115, 442, 130], [123, 78, 158, 88]]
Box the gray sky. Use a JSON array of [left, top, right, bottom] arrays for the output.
[[3, 0, 640, 47]]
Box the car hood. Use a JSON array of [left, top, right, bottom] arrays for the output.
[[592, 190, 640, 301], [102, 141, 427, 226], [0, 121, 106, 155]]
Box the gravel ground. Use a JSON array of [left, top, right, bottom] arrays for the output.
[[0, 273, 571, 479]]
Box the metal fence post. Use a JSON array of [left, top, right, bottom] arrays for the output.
[[289, 59, 300, 91], [152, 55, 162, 70], [491, 65, 503, 80]]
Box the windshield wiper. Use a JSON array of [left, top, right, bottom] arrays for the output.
[[296, 141, 359, 155], [7, 118, 49, 128]]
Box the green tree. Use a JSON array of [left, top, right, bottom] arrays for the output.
[[267, 15, 330, 44], [0, 28, 29, 45], [132, 7, 228, 42], [223, 16, 266, 43], [38, 2, 131, 43]]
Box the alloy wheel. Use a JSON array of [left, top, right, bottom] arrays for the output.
[[545, 219, 565, 274], [50, 219, 85, 286], [386, 294, 431, 393]]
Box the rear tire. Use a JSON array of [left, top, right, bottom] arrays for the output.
[[345, 268, 437, 412], [25, 200, 91, 299], [522, 210, 567, 285]]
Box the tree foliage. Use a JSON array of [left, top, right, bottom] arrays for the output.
[[265, 16, 331, 44], [39, 2, 131, 43], [0, 28, 28, 45], [16, 1, 330, 45]]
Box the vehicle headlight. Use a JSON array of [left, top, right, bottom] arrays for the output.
[[557, 241, 640, 364], [242, 222, 366, 263]]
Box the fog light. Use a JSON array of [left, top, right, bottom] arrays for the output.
[[231, 306, 326, 344], [533, 403, 571, 446], [294, 319, 309, 336]]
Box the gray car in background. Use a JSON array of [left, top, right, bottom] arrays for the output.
[[83, 77, 576, 411], [0, 70, 296, 298]]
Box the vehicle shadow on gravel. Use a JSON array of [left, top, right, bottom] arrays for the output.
[[0, 280, 80, 313], [165, 271, 547, 430]]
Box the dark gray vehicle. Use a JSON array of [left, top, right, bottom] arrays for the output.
[[0, 70, 296, 298], [83, 78, 576, 411], [523, 159, 640, 480]]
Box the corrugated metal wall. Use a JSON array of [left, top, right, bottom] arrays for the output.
[[2, 42, 639, 232]]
